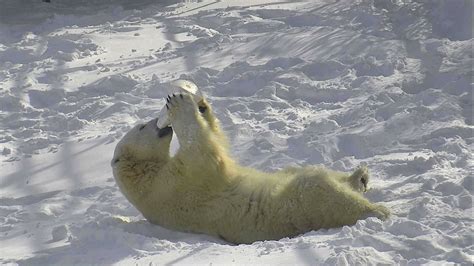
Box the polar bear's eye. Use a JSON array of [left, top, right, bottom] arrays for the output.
[[139, 124, 146, 131], [199, 106, 207, 113]]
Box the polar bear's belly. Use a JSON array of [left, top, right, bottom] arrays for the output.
[[137, 188, 215, 234]]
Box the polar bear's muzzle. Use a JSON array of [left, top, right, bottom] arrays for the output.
[[143, 118, 172, 138], [158, 126, 173, 138]]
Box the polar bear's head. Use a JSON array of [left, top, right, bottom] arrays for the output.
[[112, 118, 173, 163]]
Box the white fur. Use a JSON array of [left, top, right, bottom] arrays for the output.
[[112, 94, 389, 244]]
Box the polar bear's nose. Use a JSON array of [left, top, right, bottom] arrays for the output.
[[158, 126, 173, 138]]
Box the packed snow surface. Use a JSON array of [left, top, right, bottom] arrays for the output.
[[0, 0, 472, 265]]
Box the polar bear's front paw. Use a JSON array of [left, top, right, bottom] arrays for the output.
[[165, 93, 205, 142], [166, 93, 198, 121]]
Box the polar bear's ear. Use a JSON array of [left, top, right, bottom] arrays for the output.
[[111, 144, 127, 166]]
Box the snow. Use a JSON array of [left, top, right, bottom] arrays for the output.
[[0, 0, 472, 265]]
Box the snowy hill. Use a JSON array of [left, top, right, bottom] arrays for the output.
[[0, 0, 472, 265]]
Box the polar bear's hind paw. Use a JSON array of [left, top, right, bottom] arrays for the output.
[[362, 204, 390, 221], [199, 105, 207, 113], [350, 165, 370, 192]]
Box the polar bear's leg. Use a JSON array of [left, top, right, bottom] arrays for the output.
[[166, 94, 233, 175], [298, 175, 390, 229], [197, 99, 221, 133], [330, 191, 390, 223], [197, 98, 230, 148], [363, 203, 390, 220]]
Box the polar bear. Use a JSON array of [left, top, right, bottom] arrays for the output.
[[111, 94, 389, 244]]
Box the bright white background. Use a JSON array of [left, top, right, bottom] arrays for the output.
[[0, 0, 472, 265]]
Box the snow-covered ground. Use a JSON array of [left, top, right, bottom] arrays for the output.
[[0, 0, 472, 265]]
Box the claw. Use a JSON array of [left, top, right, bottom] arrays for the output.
[[166, 97, 170, 103], [172, 93, 176, 97], [166, 104, 169, 110]]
